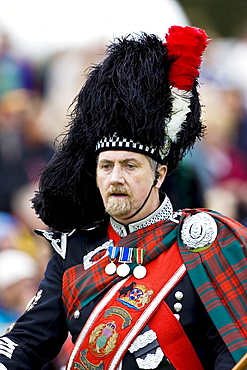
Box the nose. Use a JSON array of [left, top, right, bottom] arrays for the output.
[[110, 165, 124, 185]]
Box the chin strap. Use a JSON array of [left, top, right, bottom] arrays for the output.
[[123, 172, 159, 221]]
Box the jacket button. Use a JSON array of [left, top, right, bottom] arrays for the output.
[[175, 291, 183, 300], [74, 310, 80, 319], [174, 302, 182, 312]]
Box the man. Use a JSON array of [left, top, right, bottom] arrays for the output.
[[0, 26, 246, 370]]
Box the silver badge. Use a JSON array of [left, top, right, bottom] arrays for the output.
[[83, 240, 111, 270], [181, 212, 217, 251]]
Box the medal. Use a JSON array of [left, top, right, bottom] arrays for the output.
[[105, 245, 119, 276], [117, 247, 132, 277], [105, 261, 117, 275], [133, 248, 146, 279], [117, 263, 130, 277], [133, 265, 147, 279]]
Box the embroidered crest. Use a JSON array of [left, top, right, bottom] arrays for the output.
[[78, 349, 104, 370], [88, 321, 118, 357], [104, 307, 132, 329], [181, 212, 217, 251], [117, 283, 154, 310], [26, 289, 43, 311]]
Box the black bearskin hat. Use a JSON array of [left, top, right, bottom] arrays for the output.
[[32, 26, 210, 231]]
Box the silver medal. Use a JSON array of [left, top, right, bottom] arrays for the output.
[[133, 265, 147, 279], [105, 262, 117, 275], [117, 263, 130, 277]]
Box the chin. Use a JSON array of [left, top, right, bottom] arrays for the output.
[[105, 204, 131, 218]]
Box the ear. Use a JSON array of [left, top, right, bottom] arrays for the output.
[[154, 165, 167, 189]]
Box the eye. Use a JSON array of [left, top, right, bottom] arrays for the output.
[[102, 164, 112, 170], [125, 163, 136, 169]]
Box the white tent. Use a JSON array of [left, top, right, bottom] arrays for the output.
[[0, 0, 189, 58]]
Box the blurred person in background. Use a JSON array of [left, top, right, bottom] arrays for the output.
[[0, 212, 72, 370], [161, 160, 205, 211], [206, 23, 247, 157], [0, 212, 40, 334], [0, 33, 34, 97], [0, 214, 70, 370], [0, 211, 38, 256], [185, 83, 247, 226], [0, 88, 54, 213], [0, 249, 38, 335], [0, 210, 53, 284]]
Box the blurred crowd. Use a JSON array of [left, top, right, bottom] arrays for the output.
[[0, 7, 247, 370]]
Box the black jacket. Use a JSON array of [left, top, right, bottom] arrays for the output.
[[0, 221, 235, 369]]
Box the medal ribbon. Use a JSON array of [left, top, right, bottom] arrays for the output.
[[133, 248, 145, 264], [118, 247, 133, 263], [108, 246, 120, 260]]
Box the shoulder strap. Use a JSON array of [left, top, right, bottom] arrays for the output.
[[35, 229, 75, 259]]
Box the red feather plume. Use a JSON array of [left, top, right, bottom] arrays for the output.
[[164, 25, 210, 91]]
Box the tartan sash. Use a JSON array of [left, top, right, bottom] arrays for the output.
[[66, 242, 203, 370], [177, 208, 247, 363]]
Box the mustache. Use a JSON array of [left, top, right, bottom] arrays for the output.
[[106, 186, 130, 197]]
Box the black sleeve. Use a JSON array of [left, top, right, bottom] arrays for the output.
[[209, 323, 236, 370], [0, 253, 68, 370]]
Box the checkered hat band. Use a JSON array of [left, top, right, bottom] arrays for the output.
[[95, 136, 156, 157]]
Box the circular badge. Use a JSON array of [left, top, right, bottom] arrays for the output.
[[181, 212, 217, 251], [133, 265, 147, 279], [105, 262, 117, 275], [117, 263, 130, 277]]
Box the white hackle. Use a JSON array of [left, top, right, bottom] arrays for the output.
[[165, 87, 192, 142]]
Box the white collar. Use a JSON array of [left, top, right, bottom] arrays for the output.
[[110, 195, 176, 238]]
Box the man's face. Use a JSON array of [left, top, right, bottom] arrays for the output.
[[96, 151, 160, 223]]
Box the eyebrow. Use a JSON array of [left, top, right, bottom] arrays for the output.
[[98, 157, 141, 166]]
